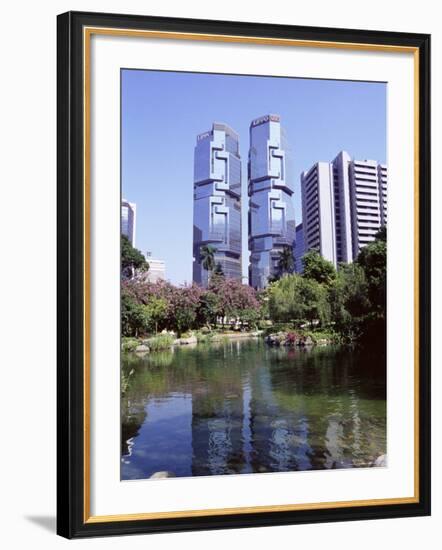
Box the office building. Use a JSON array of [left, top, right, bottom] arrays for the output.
[[145, 256, 166, 283], [301, 161, 337, 266], [121, 199, 136, 246], [300, 151, 387, 267], [248, 114, 295, 289], [192, 123, 242, 287], [349, 158, 386, 259]]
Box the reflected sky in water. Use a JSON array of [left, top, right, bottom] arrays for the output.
[[121, 340, 386, 480]]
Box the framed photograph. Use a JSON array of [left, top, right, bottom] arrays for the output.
[[57, 11, 431, 538]]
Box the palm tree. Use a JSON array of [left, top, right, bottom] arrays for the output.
[[200, 245, 216, 275], [213, 262, 224, 277], [277, 245, 295, 277]]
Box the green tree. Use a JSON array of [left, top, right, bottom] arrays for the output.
[[213, 262, 224, 277], [121, 293, 148, 337], [328, 263, 370, 341], [357, 235, 386, 313], [121, 234, 149, 279], [268, 274, 330, 327], [277, 245, 295, 277], [143, 297, 168, 334], [302, 250, 336, 285], [200, 245, 216, 274], [196, 290, 220, 329]]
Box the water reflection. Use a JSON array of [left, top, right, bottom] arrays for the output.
[[121, 340, 386, 480]]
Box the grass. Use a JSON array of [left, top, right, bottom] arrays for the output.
[[147, 333, 175, 351], [194, 331, 214, 344], [121, 337, 139, 353]]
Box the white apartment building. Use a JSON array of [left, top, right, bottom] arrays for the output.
[[145, 258, 166, 283], [301, 162, 336, 266], [299, 151, 387, 269], [349, 158, 383, 258]]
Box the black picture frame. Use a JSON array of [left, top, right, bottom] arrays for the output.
[[57, 10, 431, 539]]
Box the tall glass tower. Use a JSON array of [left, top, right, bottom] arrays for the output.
[[193, 123, 242, 287], [121, 199, 136, 246], [248, 115, 295, 289]]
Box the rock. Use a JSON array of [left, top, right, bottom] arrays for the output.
[[150, 471, 176, 479], [304, 335, 314, 346], [177, 335, 197, 345], [297, 335, 314, 347], [374, 454, 387, 467], [265, 334, 281, 346], [135, 344, 150, 354]]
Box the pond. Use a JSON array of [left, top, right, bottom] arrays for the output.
[[121, 339, 386, 480]]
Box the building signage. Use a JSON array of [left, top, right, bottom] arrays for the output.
[[197, 131, 212, 141], [251, 114, 280, 127]]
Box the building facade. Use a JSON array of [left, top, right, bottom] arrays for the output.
[[248, 114, 295, 289], [121, 199, 136, 246], [294, 222, 305, 273], [300, 151, 387, 268], [301, 161, 337, 266], [349, 158, 386, 259], [192, 123, 242, 287], [143, 254, 166, 283]]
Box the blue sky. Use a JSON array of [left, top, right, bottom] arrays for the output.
[[122, 69, 386, 285]]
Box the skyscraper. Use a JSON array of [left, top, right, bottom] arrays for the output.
[[121, 199, 136, 246], [193, 123, 242, 287], [349, 158, 386, 259], [301, 161, 337, 266], [300, 151, 387, 267], [248, 115, 295, 289]]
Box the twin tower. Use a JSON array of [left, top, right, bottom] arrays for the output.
[[193, 115, 295, 289]]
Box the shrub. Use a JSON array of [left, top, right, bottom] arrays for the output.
[[121, 337, 139, 353]]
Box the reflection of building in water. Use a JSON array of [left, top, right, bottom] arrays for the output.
[[191, 384, 245, 476], [191, 352, 317, 475], [247, 364, 312, 473]]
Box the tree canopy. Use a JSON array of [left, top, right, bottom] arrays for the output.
[[302, 250, 336, 285], [121, 234, 149, 278], [277, 245, 295, 277], [268, 274, 330, 327]]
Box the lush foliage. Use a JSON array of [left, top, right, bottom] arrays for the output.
[[302, 250, 336, 285], [146, 333, 175, 351], [121, 276, 262, 337], [268, 230, 386, 346], [277, 245, 295, 277], [268, 274, 330, 327], [121, 230, 386, 348], [200, 245, 216, 273]]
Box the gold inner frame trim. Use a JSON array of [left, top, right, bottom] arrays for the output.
[[83, 26, 420, 524]]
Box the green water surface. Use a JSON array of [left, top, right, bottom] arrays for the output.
[[121, 339, 386, 480]]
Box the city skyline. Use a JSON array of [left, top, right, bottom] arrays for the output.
[[122, 69, 386, 285]]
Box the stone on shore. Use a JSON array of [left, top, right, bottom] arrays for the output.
[[135, 344, 150, 354], [374, 454, 387, 467], [150, 471, 176, 479], [176, 335, 197, 345]]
